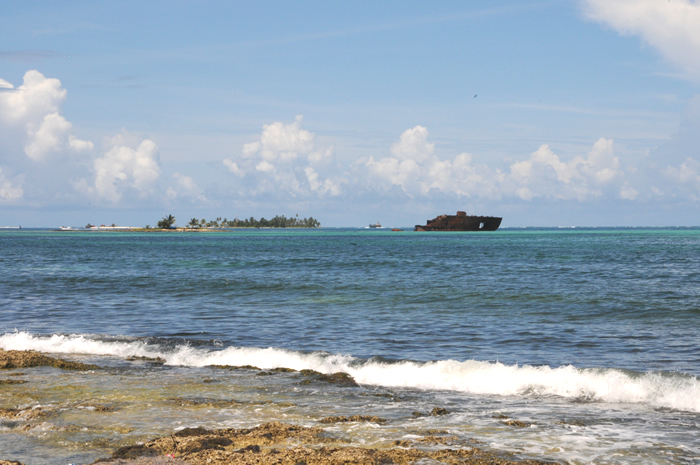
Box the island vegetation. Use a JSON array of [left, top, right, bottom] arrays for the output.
[[156, 214, 176, 229], [150, 214, 320, 230]]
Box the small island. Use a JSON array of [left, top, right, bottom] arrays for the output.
[[68, 214, 321, 231]]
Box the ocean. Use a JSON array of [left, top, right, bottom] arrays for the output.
[[0, 228, 699, 464]]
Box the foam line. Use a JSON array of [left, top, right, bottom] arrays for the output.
[[2, 332, 698, 413]]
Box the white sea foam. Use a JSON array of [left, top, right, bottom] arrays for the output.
[[3, 331, 699, 413]]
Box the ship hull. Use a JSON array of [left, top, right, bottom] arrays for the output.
[[414, 213, 502, 231]]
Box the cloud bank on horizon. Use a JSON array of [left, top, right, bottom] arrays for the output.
[[0, 71, 159, 205], [1, 0, 699, 226], [0, 69, 698, 224]]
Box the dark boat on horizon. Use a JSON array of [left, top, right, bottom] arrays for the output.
[[414, 211, 502, 231]]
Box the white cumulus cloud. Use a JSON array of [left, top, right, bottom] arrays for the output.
[[76, 137, 161, 203], [507, 138, 621, 200], [305, 166, 342, 195], [166, 172, 206, 202], [620, 183, 639, 200], [222, 159, 245, 177], [366, 126, 502, 198], [0, 168, 23, 201], [583, 0, 700, 80], [255, 160, 275, 173], [246, 114, 314, 163], [0, 70, 93, 161], [223, 115, 342, 198], [24, 112, 94, 160], [366, 125, 440, 196], [0, 70, 66, 123], [366, 127, 630, 202], [225, 115, 317, 177], [390, 125, 434, 162], [366, 156, 422, 195], [424, 152, 504, 199], [664, 157, 700, 198]]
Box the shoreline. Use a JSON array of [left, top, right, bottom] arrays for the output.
[[0, 349, 560, 465], [91, 421, 557, 465]]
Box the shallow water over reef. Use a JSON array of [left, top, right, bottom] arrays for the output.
[[1, 228, 699, 463]]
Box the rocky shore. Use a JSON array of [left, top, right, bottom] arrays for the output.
[[0, 348, 99, 370], [0, 349, 560, 465], [92, 421, 557, 465]]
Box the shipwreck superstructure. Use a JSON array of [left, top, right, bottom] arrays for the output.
[[414, 211, 502, 232]]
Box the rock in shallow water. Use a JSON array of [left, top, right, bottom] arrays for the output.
[[97, 421, 559, 465], [0, 349, 99, 370]]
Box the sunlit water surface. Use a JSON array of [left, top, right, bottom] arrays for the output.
[[1, 228, 699, 464]]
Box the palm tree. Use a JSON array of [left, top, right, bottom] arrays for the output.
[[157, 214, 176, 229], [187, 218, 199, 229]]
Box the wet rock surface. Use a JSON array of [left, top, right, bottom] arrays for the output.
[[99, 458, 189, 465], [207, 364, 262, 371], [504, 420, 532, 428], [0, 407, 49, 421], [298, 370, 358, 386], [412, 407, 451, 417], [0, 379, 26, 385], [95, 421, 559, 465], [414, 435, 459, 445], [78, 403, 113, 412], [0, 349, 99, 370], [431, 407, 451, 416]]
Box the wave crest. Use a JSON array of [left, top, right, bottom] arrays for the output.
[[2, 331, 698, 413]]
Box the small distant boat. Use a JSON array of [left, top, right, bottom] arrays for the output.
[[59, 226, 74, 231], [392, 228, 403, 232], [369, 222, 381, 228]]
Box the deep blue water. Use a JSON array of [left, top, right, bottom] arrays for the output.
[[1, 228, 699, 375]]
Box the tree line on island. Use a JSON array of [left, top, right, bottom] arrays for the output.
[[154, 214, 320, 229]]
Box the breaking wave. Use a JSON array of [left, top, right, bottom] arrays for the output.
[[3, 331, 699, 413]]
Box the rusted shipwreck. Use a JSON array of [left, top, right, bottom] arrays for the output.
[[414, 211, 502, 231]]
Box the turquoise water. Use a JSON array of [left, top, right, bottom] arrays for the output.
[[1, 228, 699, 464]]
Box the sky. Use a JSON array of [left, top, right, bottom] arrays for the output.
[[1, 0, 699, 228]]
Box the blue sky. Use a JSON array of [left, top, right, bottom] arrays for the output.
[[1, 0, 699, 227]]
